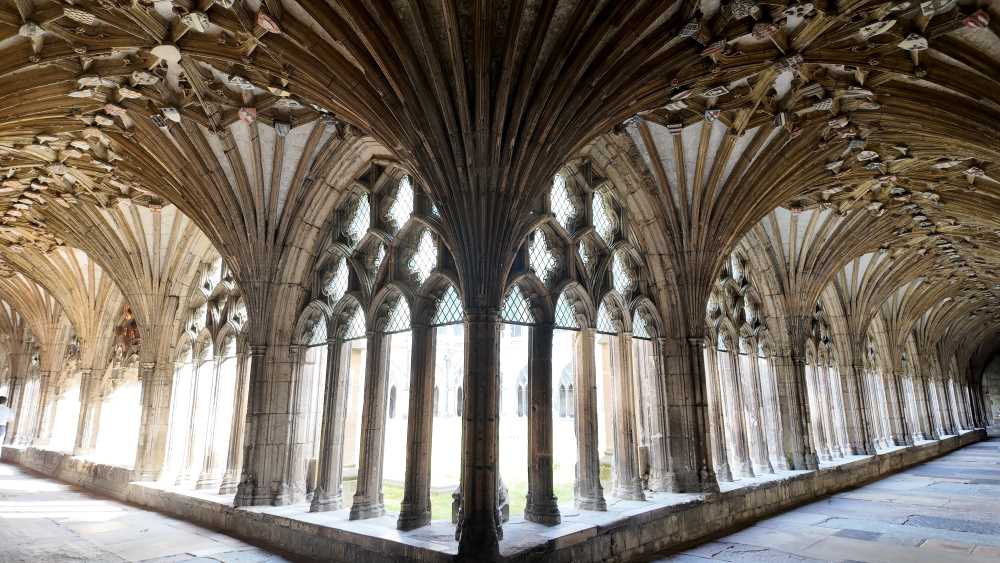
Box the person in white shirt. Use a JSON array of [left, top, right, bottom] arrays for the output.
[[0, 396, 13, 452]]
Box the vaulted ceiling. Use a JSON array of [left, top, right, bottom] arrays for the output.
[[0, 1, 996, 366]]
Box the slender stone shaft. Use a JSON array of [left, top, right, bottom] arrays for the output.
[[740, 351, 773, 474], [73, 369, 101, 456], [703, 347, 732, 482], [311, 340, 350, 512], [719, 348, 754, 477], [350, 331, 390, 520], [645, 338, 675, 491], [609, 333, 644, 500], [573, 329, 606, 510], [456, 309, 502, 559], [134, 362, 174, 481], [525, 323, 560, 524], [220, 348, 251, 494], [397, 323, 437, 529]]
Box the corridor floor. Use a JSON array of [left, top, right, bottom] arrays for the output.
[[654, 437, 1000, 563], [0, 461, 293, 563]]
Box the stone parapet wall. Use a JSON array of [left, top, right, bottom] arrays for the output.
[[1, 430, 984, 563]]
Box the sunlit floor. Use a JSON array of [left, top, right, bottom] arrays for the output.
[[0, 461, 292, 563], [653, 437, 1000, 563]]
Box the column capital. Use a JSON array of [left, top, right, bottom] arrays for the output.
[[686, 336, 705, 347], [248, 344, 267, 357]]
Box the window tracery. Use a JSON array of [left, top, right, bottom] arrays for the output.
[[389, 176, 414, 230]]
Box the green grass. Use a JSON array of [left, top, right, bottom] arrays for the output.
[[340, 464, 613, 522]]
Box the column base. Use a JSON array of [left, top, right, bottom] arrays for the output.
[[196, 475, 221, 491], [612, 480, 645, 501], [310, 488, 344, 513], [647, 471, 677, 492], [892, 435, 913, 447], [736, 460, 755, 478], [803, 452, 820, 470], [574, 494, 607, 511], [349, 499, 385, 520], [830, 445, 843, 458], [397, 507, 431, 530], [524, 496, 561, 525], [715, 462, 733, 482], [753, 462, 774, 475], [132, 468, 159, 482], [218, 473, 239, 495]]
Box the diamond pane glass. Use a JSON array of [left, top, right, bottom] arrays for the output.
[[342, 307, 366, 340], [593, 191, 614, 243], [432, 285, 463, 326], [554, 292, 578, 330], [633, 310, 652, 339], [596, 302, 616, 334], [389, 176, 414, 230], [384, 297, 411, 333], [347, 194, 370, 243], [551, 174, 575, 231], [529, 230, 557, 283], [612, 252, 636, 294], [323, 257, 349, 303], [501, 285, 535, 325], [410, 230, 436, 284]]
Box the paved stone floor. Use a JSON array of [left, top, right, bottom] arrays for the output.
[[0, 461, 293, 563], [654, 437, 1000, 563]]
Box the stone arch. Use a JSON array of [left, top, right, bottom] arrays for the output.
[[293, 301, 332, 347]]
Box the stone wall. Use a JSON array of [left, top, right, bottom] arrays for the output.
[[2, 430, 984, 563], [983, 356, 1000, 426]]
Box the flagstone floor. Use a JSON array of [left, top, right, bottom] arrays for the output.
[[653, 436, 1000, 563], [0, 461, 295, 563]]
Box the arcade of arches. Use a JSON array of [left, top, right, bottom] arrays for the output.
[[0, 1, 997, 562]]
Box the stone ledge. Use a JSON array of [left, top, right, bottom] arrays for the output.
[[1, 430, 984, 563]]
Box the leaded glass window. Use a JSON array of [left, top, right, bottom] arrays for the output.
[[596, 302, 616, 334], [501, 285, 535, 325], [432, 285, 463, 326], [343, 307, 366, 340], [551, 174, 575, 231], [389, 176, 414, 230], [323, 257, 349, 303], [384, 297, 411, 333], [593, 191, 614, 243], [347, 194, 370, 243], [529, 230, 557, 283], [410, 230, 436, 284], [612, 252, 636, 294], [554, 292, 579, 329], [633, 310, 652, 339]]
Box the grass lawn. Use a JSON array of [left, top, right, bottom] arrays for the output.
[[341, 463, 612, 522]]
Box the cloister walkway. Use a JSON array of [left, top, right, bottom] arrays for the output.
[[654, 437, 1000, 563], [0, 461, 290, 563]]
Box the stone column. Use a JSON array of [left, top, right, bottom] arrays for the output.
[[134, 362, 174, 481], [4, 375, 22, 445], [573, 328, 606, 510], [921, 374, 942, 439], [235, 345, 269, 505], [703, 347, 732, 482], [792, 356, 820, 468], [10, 374, 36, 446], [609, 332, 644, 500], [197, 357, 225, 489], [759, 356, 788, 470], [73, 369, 101, 456], [32, 372, 56, 447], [349, 330, 391, 520], [850, 363, 877, 454], [525, 322, 561, 524], [220, 350, 251, 494], [805, 363, 831, 462], [398, 322, 437, 529], [719, 349, 754, 477], [769, 353, 813, 468], [884, 372, 911, 446], [818, 365, 842, 457], [645, 338, 675, 491], [456, 309, 502, 559], [180, 359, 211, 486], [311, 340, 350, 512], [945, 379, 963, 432], [740, 351, 773, 474]]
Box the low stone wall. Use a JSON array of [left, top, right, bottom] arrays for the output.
[[2, 430, 984, 563]]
